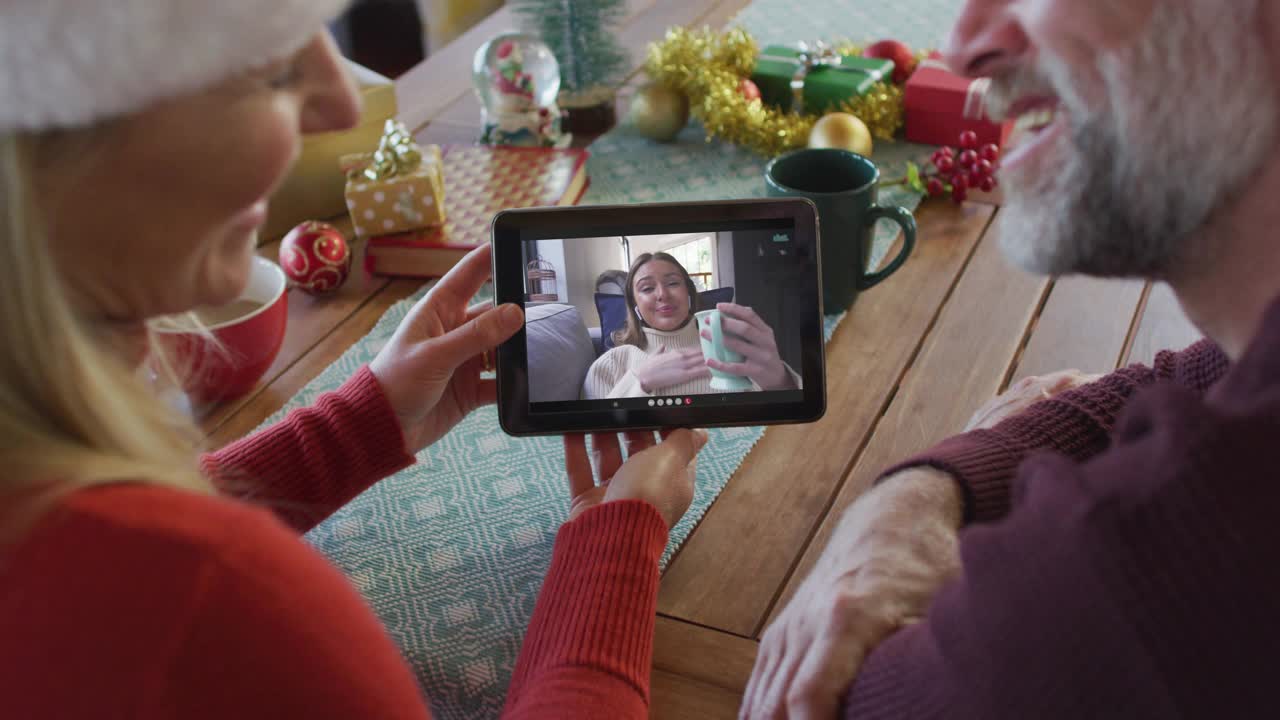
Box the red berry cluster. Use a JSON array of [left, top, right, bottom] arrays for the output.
[[922, 131, 1000, 204]]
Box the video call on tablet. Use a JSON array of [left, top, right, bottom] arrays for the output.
[[491, 199, 826, 436]]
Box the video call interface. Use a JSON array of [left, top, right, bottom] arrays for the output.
[[522, 227, 808, 413]]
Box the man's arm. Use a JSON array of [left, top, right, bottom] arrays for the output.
[[880, 339, 1227, 525], [844, 455, 1181, 718]]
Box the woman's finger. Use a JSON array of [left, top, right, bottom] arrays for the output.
[[590, 433, 623, 483], [564, 434, 594, 499], [465, 301, 495, 322], [429, 304, 524, 372], [718, 332, 768, 362], [473, 378, 498, 407], [706, 357, 753, 377], [717, 302, 770, 334], [417, 244, 494, 314], [624, 430, 657, 456], [718, 314, 770, 348]]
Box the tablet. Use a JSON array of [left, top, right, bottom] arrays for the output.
[[492, 198, 826, 436]]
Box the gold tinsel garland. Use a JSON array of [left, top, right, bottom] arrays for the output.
[[644, 27, 907, 157]]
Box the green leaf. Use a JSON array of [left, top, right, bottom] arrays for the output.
[[905, 162, 927, 195]]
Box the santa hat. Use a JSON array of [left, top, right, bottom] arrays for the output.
[[0, 0, 352, 133]]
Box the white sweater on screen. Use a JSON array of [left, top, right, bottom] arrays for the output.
[[582, 323, 801, 400]]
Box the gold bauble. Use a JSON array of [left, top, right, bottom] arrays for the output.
[[628, 83, 690, 142], [808, 113, 874, 156]]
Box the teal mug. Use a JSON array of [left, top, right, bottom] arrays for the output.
[[765, 149, 917, 313], [695, 309, 753, 391]]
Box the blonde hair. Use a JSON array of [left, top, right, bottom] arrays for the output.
[[0, 131, 211, 525]]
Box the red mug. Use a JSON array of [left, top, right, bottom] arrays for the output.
[[155, 256, 289, 406]]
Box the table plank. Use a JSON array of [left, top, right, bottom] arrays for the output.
[[1011, 276, 1146, 382], [766, 214, 1049, 631], [1123, 281, 1202, 366], [657, 201, 995, 636], [199, 231, 390, 437], [653, 617, 758, 693], [651, 671, 741, 720]]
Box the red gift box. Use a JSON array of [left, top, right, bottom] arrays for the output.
[[904, 55, 1012, 148]]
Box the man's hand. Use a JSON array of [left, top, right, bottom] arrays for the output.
[[741, 469, 963, 720], [965, 370, 1102, 432]]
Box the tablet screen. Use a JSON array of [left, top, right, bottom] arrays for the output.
[[522, 227, 806, 414], [492, 199, 824, 436]]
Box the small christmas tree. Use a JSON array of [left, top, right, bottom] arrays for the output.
[[513, 0, 628, 106]]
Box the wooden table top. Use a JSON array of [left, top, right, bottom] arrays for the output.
[[205, 2, 1202, 717]]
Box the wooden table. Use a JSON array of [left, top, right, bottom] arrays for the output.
[[205, 2, 1202, 716]]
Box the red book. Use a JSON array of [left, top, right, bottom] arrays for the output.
[[904, 54, 1013, 149], [364, 145, 590, 279]]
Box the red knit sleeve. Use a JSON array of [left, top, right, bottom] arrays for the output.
[[200, 366, 415, 532], [156, 505, 433, 720], [502, 500, 669, 719], [879, 339, 1227, 524]]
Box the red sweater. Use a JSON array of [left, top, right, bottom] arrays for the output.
[[845, 319, 1280, 717], [1, 367, 667, 719]]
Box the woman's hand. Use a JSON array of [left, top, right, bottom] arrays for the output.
[[633, 347, 712, 394], [368, 245, 524, 454], [701, 303, 793, 391], [563, 429, 708, 530]]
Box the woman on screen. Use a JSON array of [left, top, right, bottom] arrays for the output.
[[584, 252, 799, 400]]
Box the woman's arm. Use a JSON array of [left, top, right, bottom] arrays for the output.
[[502, 501, 669, 718], [200, 367, 415, 533]]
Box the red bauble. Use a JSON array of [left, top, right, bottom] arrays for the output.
[[740, 78, 762, 102], [863, 39, 917, 85], [278, 221, 352, 296]]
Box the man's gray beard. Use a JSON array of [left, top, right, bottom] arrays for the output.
[[998, 0, 1277, 279]]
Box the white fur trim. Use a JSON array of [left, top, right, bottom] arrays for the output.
[[0, 0, 352, 132]]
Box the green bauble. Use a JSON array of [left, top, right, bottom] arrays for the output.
[[628, 83, 690, 142]]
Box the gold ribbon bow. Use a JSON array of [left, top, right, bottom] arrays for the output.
[[356, 119, 423, 181], [771, 41, 888, 115]]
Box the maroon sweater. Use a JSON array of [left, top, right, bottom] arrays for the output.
[[845, 308, 1280, 717]]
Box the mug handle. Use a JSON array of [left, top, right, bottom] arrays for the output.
[[858, 205, 918, 290]]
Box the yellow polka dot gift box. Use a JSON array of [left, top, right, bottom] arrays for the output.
[[340, 121, 447, 239]]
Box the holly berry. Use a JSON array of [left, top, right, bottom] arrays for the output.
[[959, 131, 979, 150], [952, 186, 968, 203], [951, 174, 969, 192], [980, 143, 1000, 164], [959, 149, 979, 169], [968, 170, 983, 188], [980, 176, 997, 193], [939, 146, 955, 158], [976, 159, 995, 177], [927, 177, 946, 197], [934, 155, 955, 175]]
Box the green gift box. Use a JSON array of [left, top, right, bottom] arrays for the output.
[[751, 45, 894, 115]]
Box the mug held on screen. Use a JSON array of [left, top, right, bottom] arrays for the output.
[[695, 309, 754, 391]]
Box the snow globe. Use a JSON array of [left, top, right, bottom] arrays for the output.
[[473, 32, 569, 148]]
